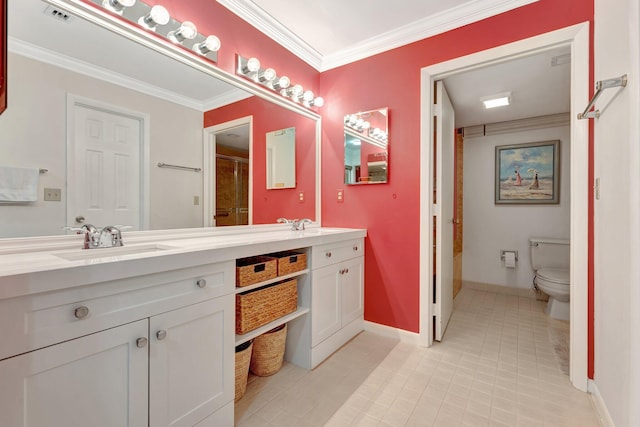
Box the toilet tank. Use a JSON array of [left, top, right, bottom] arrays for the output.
[[529, 237, 570, 270]]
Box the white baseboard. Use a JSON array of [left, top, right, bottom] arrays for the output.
[[462, 280, 537, 299], [588, 380, 616, 427], [363, 321, 422, 345]]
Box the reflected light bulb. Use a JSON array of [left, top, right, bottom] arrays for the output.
[[138, 5, 170, 31], [291, 84, 303, 98], [258, 68, 277, 82], [312, 97, 324, 107], [362, 121, 370, 129], [302, 90, 314, 102]]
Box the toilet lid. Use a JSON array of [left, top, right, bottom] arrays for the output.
[[537, 268, 569, 284]]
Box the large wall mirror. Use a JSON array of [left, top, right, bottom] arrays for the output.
[[344, 107, 388, 185], [0, 0, 320, 238]]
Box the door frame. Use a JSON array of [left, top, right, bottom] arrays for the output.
[[203, 116, 253, 227], [419, 22, 590, 391], [65, 94, 150, 230]]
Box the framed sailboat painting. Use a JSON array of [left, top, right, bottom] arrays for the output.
[[495, 140, 560, 204]]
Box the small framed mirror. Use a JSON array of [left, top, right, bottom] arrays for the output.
[[266, 127, 296, 189], [344, 107, 388, 185]]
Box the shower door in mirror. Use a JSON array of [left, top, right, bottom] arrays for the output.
[[215, 155, 249, 226]]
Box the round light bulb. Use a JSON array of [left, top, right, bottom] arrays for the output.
[[245, 57, 261, 73], [274, 76, 290, 89], [302, 90, 314, 102], [356, 118, 364, 128], [291, 84, 303, 97], [149, 5, 170, 25], [348, 115, 357, 125], [103, 0, 136, 13], [179, 21, 197, 39], [362, 121, 370, 129], [313, 97, 324, 107], [259, 68, 277, 82], [138, 5, 170, 30], [194, 35, 221, 54]]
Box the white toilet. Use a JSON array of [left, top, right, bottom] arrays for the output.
[[529, 237, 570, 320]]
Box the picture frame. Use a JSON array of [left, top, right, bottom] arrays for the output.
[[495, 140, 560, 204]]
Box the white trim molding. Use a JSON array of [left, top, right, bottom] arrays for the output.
[[218, 0, 539, 71], [363, 321, 422, 346], [588, 380, 616, 427]]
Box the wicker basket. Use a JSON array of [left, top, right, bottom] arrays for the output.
[[236, 256, 277, 287], [250, 324, 287, 376], [234, 340, 253, 402], [236, 279, 297, 334], [268, 250, 307, 276]]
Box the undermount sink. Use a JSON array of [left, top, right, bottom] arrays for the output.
[[54, 244, 178, 261]]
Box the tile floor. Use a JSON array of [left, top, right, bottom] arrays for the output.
[[235, 288, 601, 426]]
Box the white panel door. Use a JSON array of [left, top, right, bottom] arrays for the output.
[[149, 297, 234, 427], [311, 264, 342, 347], [0, 320, 149, 427], [68, 103, 142, 230], [435, 80, 455, 341], [341, 257, 364, 327]]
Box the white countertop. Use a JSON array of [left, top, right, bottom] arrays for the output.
[[0, 225, 366, 299]]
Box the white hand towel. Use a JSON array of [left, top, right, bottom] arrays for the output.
[[0, 166, 40, 202]]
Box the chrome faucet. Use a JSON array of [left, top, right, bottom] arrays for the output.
[[70, 224, 124, 249], [276, 217, 292, 224], [292, 218, 312, 231]]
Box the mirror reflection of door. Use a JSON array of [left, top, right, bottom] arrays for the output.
[[214, 124, 250, 226]]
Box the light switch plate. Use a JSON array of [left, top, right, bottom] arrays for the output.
[[193, 196, 200, 205], [337, 189, 344, 203], [44, 188, 62, 201], [299, 192, 304, 202]]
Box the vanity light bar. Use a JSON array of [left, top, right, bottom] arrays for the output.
[[90, 0, 220, 62], [236, 55, 324, 109]]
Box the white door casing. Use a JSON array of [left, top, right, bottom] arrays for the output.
[[66, 95, 149, 231], [434, 80, 455, 341], [419, 23, 590, 391]]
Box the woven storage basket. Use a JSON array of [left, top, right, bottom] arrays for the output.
[[236, 256, 277, 287], [268, 250, 307, 276], [234, 340, 253, 402], [250, 323, 287, 376], [236, 279, 297, 334]]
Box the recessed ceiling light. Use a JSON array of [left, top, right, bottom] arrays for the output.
[[482, 92, 511, 109]]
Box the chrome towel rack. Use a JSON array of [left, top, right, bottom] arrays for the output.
[[157, 162, 202, 172], [578, 74, 627, 120]]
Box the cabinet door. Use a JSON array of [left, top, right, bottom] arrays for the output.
[[0, 320, 148, 427], [149, 296, 234, 427], [311, 264, 341, 347], [341, 256, 364, 327]]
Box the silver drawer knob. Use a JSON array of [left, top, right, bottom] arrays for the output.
[[196, 279, 207, 288], [156, 330, 167, 340], [74, 306, 90, 319], [326, 251, 332, 258], [136, 337, 148, 348]]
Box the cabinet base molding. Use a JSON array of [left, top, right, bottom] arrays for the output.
[[311, 318, 364, 369], [363, 320, 421, 346], [194, 401, 234, 427]]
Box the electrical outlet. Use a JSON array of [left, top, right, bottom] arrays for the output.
[[299, 192, 304, 202], [337, 189, 344, 203], [193, 196, 200, 206], [44, 188, 61, 201]]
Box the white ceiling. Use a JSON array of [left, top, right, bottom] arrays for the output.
[[8, 0, 568, 125]]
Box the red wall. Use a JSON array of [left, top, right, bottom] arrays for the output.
[[319, 0, 594, 340], [204, 97, 316, 223]]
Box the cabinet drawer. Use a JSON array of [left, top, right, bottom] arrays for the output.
[[0, 261, 234, 360], [311, 238, 364, 270]]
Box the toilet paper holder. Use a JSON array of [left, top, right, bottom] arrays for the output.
[[500, 250, 518, 262]]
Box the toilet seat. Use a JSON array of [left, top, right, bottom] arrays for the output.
[[537, 268, 569, 285]]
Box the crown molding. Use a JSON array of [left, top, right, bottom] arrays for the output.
[[218, 0, 538, 72], [9, 37, 208, 111], [203, 88, 253, 111], [217, 0, 324, 70]]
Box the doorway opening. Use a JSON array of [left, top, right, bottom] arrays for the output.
[[203, 117, 253, 227], [420, 23, 590, 391]]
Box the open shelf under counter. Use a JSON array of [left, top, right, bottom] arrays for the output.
[[235, 307, 310, 346], [233, 269, 309, 294]]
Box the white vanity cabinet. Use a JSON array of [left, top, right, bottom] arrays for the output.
[[309, 238, 364, 368], [0, 260, 235, 427]]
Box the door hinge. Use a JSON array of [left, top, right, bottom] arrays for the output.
[[432, 204, 440, 216], [432, 103, 441, 117]]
